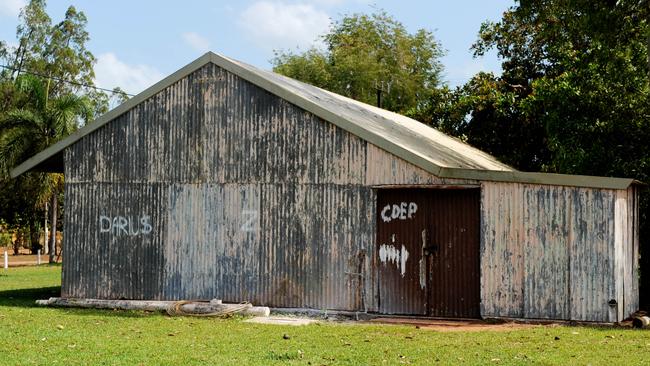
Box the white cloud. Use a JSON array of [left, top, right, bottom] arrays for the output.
[[239, 1, 331, 51], [182, 32, 211, 53], [309, 0, 345, 5], [304, 0, 368, 5], [0, 0, 25, 18], [94, 53, 164, 95]]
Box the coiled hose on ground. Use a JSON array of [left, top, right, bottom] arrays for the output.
[[166, 300, 251, 317]]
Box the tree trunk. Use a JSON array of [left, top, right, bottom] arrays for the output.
[[49, 193, 57, 263], [11, 30, 33, 80], [645, 23, 650, 83], [29, 220, 39, 254], [13, 231, 21, 255], [44, 202, 49, 255]]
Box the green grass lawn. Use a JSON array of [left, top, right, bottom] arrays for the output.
[[1, 266, 649, 365]]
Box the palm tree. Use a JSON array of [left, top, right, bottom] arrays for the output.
[[0, 74, 92, 262]]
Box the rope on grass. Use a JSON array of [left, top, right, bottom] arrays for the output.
[[166, 300, 251, 317]]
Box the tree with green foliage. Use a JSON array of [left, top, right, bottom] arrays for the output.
[[0, 174, 48, 254], [1, 0, 112, 117], [0, 75, 91, 261], [409, 72, 552, 171], [417, 1, 649, 176], [471, 0, 649, 176], [5, 1, 98, 96], [272, 11, 444, 114], [0, 0, 106, 261], [416, 0, 650, 307]]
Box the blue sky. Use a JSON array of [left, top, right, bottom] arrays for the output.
[[0, 0, 514, 95]]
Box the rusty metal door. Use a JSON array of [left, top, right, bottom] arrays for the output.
[[376, 188, 480, 317], [427, 189, 480, 318]]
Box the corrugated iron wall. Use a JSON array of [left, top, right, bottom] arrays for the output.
[[61, 183, 167, 299], [619, 186, 639, 319], [63, 63, 474, 311], [480, 182, 525, 318], [481, 182, 637, 322]]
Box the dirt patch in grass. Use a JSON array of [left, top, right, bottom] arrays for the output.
[[2, 253, 61, 267], [368, 317, 538, 332]]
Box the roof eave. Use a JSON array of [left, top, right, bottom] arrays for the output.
[[438, 167, 638, 190]]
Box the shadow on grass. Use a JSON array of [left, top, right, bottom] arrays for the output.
[[0, 286, 162, 318], [0, 286, 61, 308]]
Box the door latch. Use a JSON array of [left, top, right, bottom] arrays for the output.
[[424, 245, 438, 256]]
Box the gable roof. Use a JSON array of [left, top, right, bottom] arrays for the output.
[[10, 52, 638, 189]]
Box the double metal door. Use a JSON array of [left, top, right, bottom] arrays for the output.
[[376, 188, 480, 318]]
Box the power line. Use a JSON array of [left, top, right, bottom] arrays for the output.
[[0, 64, 135, 96]]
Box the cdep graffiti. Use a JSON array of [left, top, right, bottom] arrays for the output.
[[99, 215, 153, 236], [380, 202, 417, 222]]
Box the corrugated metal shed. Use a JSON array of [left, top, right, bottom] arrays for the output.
[[11, 53, 641, 323]]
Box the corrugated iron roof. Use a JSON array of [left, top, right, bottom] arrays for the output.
[[10, 52, 639, 189]]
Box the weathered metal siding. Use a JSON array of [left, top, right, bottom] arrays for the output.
[[61, 183, 167, 299], [522, 186, 571, 320], [481, 181, 637, 322], [625, 187, 642, 314], [481, 182, 525, 317], [570, 187, 619, 321], [163, 184, 261, 301], [161, 183, 374, 309], [63, 63, 474, 310], [619, 186, 639, 318], [65, 71, 204, 184]]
